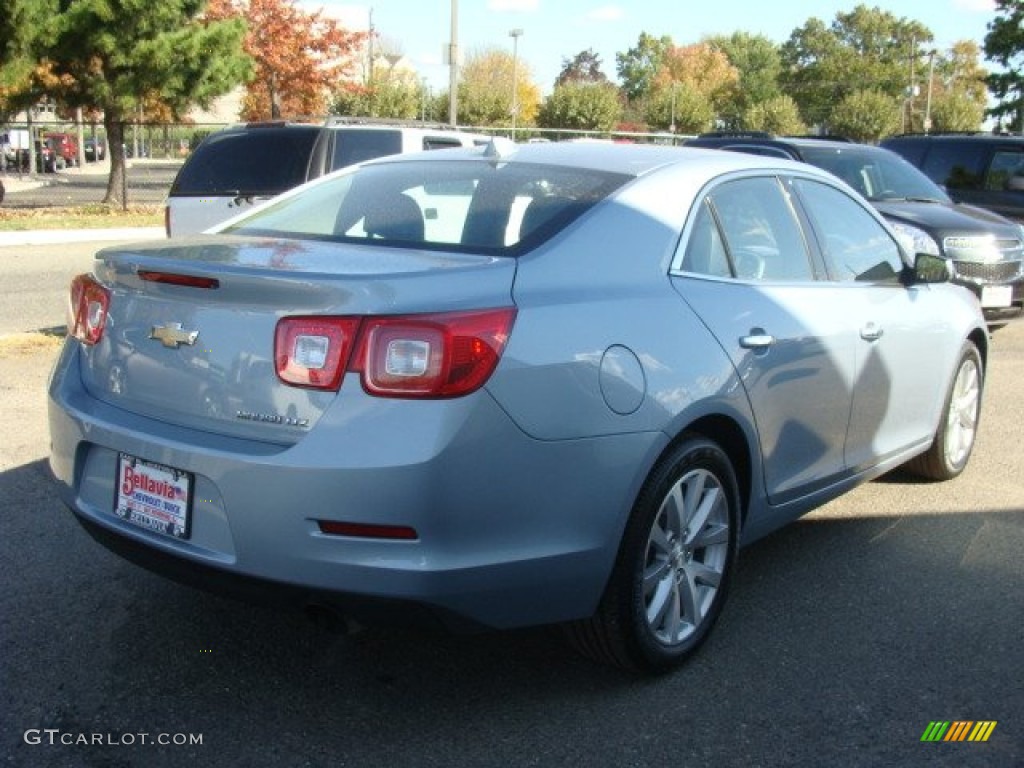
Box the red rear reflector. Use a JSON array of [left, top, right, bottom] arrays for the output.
[[139, 271, 220, 289], [68, 274, 110, 346], [317, 520, 418, 540]]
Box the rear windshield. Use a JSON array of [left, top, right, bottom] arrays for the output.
[[223, 158, 630, 256], [171, 127, 320, 196]]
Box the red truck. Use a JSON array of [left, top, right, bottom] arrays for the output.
[[43, 132, 79, 168]]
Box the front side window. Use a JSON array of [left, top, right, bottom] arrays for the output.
[[794, 179, 903, 284]]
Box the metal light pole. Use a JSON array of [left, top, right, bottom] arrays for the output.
[[448, 0, 458, 127], [509, 28, 523, 139], [669, 81, 677, 134]]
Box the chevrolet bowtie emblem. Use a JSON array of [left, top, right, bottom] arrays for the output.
[[150, 323, 200, 349]]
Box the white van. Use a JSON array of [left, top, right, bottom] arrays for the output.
[[165, 121, 492, 236]]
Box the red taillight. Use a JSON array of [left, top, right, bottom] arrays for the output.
[[274, 317, 362, 390], [357, 308, 516, 398], [68, 274, 110, 346], [274, 308, 516, 398]]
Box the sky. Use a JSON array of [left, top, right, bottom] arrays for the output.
[[307, 0, 1001, 94]]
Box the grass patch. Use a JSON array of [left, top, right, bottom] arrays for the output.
[[0, 331, 65, 357], [0, 205, 162, 230]]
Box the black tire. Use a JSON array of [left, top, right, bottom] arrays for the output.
[[564, 435, 740, 672], [906, 341, 983, 481]]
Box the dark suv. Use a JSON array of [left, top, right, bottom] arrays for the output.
[[166, 120, 489, 236], [685, 133, 1024, 324], [880, 133, 1024, 222]]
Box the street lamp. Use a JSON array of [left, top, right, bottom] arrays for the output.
[[509, 28, 524, 138]]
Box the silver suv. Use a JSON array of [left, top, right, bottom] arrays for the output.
[[165, 121, 490, 236]]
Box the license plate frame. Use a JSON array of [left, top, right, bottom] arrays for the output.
[[114, 453, 193, 540], [980, 285, 1012, 308]]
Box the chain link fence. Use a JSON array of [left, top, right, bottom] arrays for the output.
[[1, 119, 687, 210], [1, 121, 229, 209]]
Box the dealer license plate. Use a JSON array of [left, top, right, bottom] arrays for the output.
[[981, 285, 1012, 308], [114, 454, 192, 539]]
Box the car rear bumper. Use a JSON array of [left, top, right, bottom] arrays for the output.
[[48, 340, 662, 631]]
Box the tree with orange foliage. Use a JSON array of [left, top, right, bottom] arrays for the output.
[[655, 43, 739, 113], [206, 0, 366, 120], [645, 43, 740, 133]]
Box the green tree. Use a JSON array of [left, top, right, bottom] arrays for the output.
[[781, 5, 932, 128], [0, 0, 52, 119], [828, 89, 902, 141], [743, 95, 807, 134], [615, 32, 673, 102], [555, 49, 610, 87], [930, 91, 987, 132], [708, 33, 782, 129], [644, 83, 714, 134], [916, 41, 988, 133], [33, 0, 249, 204], [537, 81, 622, 132], [984, 0, 1024, 131], [332, 71, 426, 120], [456, 47, 540, 128]]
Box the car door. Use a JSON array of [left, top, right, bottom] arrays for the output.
[[671, 175, 858, 505], [791, 177, 950, 469]]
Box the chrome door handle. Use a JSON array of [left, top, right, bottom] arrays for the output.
[[739, 332, 776, 350], [860, 323, 884, 341]]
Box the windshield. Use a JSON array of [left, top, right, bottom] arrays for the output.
[[223, 159, 630, 256], [799, 146, 951, 204]]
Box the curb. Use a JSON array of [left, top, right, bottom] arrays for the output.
[[0, 227, 165, 247]]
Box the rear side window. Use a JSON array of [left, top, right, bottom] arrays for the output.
[[702, 177, 814, 281], [423, 137, 466, 150], [171, 128, 320, 196], [224, 159, 629, 256], [330, 130, 402, 170]]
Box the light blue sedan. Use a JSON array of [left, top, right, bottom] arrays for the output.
[[49, 141, 987, 671]]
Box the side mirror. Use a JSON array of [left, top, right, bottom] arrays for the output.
[[908, 252, 951, 284]]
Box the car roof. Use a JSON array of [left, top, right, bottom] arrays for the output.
[[688, 134, 875, 153], [885, 133, 1024, 144], [366, 140, 814, 180]]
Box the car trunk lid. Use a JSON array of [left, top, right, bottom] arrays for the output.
[[78, 235, 516, 443]]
